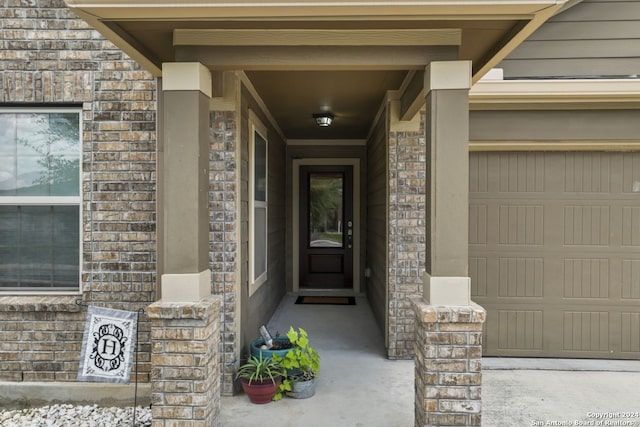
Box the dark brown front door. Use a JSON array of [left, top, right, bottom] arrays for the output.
[[299, 165, 354, 289]]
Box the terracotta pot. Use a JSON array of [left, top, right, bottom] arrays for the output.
[[240, 376, 282, 404]]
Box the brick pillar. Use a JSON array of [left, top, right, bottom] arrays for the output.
[[412, 296, 486, 427], [148, 296, 221, 427]]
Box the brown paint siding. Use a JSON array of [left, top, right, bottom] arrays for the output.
[[366, 108, 389, 340], [501, 0, 640, 78], [0, 0, 157, 382], [239, 84, 287, 363]]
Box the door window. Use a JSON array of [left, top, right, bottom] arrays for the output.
[[308, 173, 343, 248]]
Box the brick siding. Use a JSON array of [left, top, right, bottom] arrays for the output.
[[0, 0, 157, 382], [387, 112, 427, 359], [209, 111, 239, 395]]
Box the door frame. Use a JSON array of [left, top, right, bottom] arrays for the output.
[[293, 158, 360, 293]]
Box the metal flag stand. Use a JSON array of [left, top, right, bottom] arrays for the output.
[[132, 307, 145, 427]]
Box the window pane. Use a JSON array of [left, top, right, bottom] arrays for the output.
[[254, 206, 266, 280], [309, 173, 344, 248], [47, 113, 81, 196], [0, 115, 16, 195], [2, 112, 81, 197], [0, 207, 19, 286], [0, 205, 79, 290], [0, 156, 16, 195], [254, 131, 266, 202]]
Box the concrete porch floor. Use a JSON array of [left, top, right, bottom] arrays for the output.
[[220, 294, 640, 427]]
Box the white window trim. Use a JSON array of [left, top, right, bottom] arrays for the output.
[[0, 107, 83, 295], [248, 110, 268, 297]]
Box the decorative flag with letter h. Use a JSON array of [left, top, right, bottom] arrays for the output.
[[78, 306, 138, 384]]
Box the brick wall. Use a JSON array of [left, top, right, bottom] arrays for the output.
[[412, 297, 486, 427], [0, 0, 157, 382], [387, 111, 427, 359], [149, 297, 221, 427], [209, 111, 239, 395]]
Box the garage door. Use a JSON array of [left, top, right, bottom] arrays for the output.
[[470, 151, 640, 358]]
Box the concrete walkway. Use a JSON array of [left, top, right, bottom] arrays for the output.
[[220, 294, 640, 427]]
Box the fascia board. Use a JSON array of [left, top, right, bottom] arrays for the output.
[[470, 79, 640, 109]]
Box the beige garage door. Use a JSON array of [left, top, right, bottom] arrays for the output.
[[470, 151, 640, 359]]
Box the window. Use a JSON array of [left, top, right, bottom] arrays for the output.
[[249, 112, 267, 294], [0, 109, 81, 293]]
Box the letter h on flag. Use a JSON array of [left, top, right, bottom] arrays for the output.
[[78, 306, 138, 384]]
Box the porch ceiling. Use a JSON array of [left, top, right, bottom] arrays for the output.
[[65, 0, 567, 140]]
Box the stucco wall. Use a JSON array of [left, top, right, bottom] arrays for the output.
[[0, 0, 157, 381]]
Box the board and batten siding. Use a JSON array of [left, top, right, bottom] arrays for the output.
[[500, 0, 640, 78], [366, 108, 389, 340]]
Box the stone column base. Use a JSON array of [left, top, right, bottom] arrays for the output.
[[148, 296, 221, 427], [411, 296, 486, 427]]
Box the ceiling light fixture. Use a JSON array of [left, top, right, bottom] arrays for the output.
[[313, 113, 334, 127]]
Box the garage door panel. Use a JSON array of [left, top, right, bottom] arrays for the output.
[[564, 152, 613, 193], [563, 258, 609, 299], [621, 259, 640, 299], [470, 151, 640, 359], [621, 313, 640, 353], [469, 204, 487, 244], [498, 205, 544, 245], [497, 152, 546, 193], [621, 153, 640, 193], [469, 256, 488, 297], [563, 311, 610, 352], [498, 257, 544, 298], [497, 310, 544, 351], [563, 205, 610, 245], [621, 206, 640, 246]]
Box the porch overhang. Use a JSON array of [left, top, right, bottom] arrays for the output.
[[65, 0, 566, 80]]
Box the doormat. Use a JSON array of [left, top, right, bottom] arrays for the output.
[[295, 296, 356, 305]]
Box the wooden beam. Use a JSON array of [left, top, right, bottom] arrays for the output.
[[174, 28, 462, 47], [175, 45, 458, 71], [400, 70, 426, 121]]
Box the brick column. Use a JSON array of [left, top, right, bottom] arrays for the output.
[[412, 296, 486, 427], [148, 296, 221, 427]]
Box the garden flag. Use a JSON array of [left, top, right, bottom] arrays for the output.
[[78, 306, 138, 384]]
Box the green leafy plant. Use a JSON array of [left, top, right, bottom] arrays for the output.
[[272, 327, 320, 400], [235, 352, 284, 385]]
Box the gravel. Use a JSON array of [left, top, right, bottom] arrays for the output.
[[0, 404, 152, 427]]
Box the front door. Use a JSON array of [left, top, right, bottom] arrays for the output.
[[299, 165, 353, 289]]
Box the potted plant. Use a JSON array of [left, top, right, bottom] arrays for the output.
[[273, 327, 320, 400], [235, 352, 284, 404], [250, 335, 294, 360]]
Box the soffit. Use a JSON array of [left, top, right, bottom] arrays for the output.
[[65, 0, 567, 140], [112, 19, 515, 74]]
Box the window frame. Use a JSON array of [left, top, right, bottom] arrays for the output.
[[248, 110, 268, 296], [0, 107, 83, 295]]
